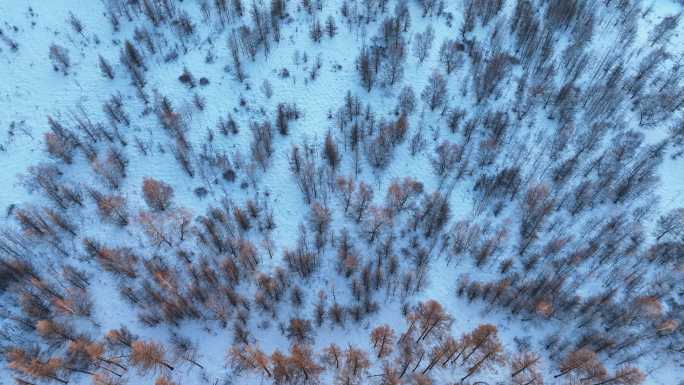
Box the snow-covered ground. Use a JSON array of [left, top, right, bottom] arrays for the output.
[[1, 1, 683, 385]]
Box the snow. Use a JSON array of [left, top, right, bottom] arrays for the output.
[[0, 0, 683, 385]]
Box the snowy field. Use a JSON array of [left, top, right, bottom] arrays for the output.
[[0, 1, 683, 385]]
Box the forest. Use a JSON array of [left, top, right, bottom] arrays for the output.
[[0, 0, 683, 384]]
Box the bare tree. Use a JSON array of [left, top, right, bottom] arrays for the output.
[[310, 18, 323, 43], [99, 55, 115, 79], [142, 178, 174, 211], [229, 33, 245, 82], [326, 15, 337, 38], [438, 39, 463, 74], [654, 208, 684, 242], [413, 26, 434, 63], [421, 71, 448, 111], [649, 13, 681, 47], [323, 132, 340, 172], [129, 341, 174, 373], [357, 46, 377, 92], [5, 347, 68, 384], [554, 349, 606, 382], [49, 44, 70, 74], [250, 121, 274, 170], [398, 86, 417, 116], [370, 325, 395, 358], [431, 140, 462, 180]]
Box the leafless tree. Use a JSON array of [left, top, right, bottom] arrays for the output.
[[49, 44, 70, 74], [99, 55, 115, 79], [413, 26, 434, 63], [649, 13, 681, 47], [421, 71, 448, 111], [439, 39, 463, 74], [142, 178, 174, 212], [654, 208, 684, 242]]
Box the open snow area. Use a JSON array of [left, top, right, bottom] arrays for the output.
[[0, 1, 683, 385]]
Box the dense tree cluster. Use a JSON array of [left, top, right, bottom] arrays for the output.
[[1, 0, 683, 384]]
